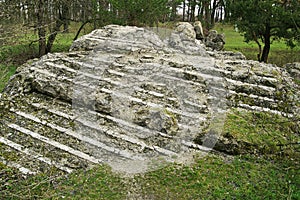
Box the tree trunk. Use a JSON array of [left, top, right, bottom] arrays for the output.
[[74, 20, 91, 41], [46, 18, 63, 53], [170, 1, 177, 21], [204, 0, 211, 29], [252, 31, 262, 61], [38, 27, 46, 57], [62, 3, 69, 33], [220, 3, 223, 22], [260, 24, 271, 63], [190, 0, 196, 22], [187, 0, 191, 22], [223, 0, 229, 20], [37, 0, 46, 57], [199, 1, 204, 20], [197, 2, 201, 20], [211, 0, 218, 27], [183, 1, 186, 21]]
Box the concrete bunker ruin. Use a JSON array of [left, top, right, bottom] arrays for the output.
[[0, 23, 299, 175]]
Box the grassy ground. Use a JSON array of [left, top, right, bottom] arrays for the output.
[[1, 156, 299, 199], [0, 23, 299, 199], [0, 64, 16, 92]]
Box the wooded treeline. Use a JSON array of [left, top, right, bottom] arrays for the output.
[[0, 0, 299, 62], [1, 1, 227, 28], [0, 0, 228, 56]]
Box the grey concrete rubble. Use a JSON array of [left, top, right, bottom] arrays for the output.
[[204, 30, 225, 51], [194, 21, 204, 40], [284, 62, 300, 80], [0, 23, 299, 175]]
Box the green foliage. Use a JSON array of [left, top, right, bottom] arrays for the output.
[[228, 0, 300, 62], [0, 64, 16, 92], [214, 23, 300, 66], [229, 0, 300, 45]]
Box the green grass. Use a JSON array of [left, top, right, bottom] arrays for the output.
[[51, 22, 94, 53], [214, 23, 300, 66], [135, 155, 299, 199], [223, 109, 300, 156], [1, 154, 298, 199], [0, 64, 17, 92], [0, 44, 36, 92]]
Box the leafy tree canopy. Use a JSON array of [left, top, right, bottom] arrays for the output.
[[228, 0, 300, 63]]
